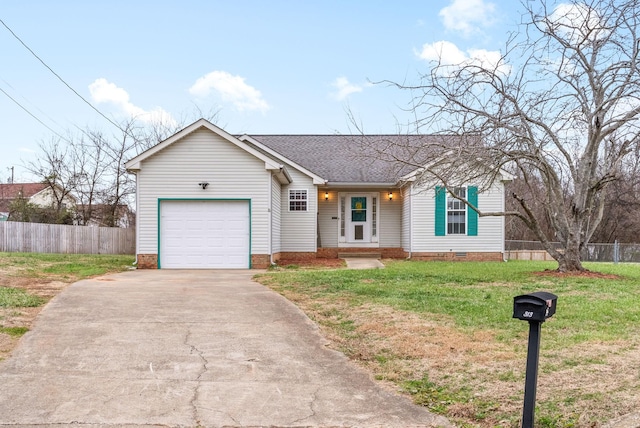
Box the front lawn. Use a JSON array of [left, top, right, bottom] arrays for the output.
[[256, 260, 640, 428]]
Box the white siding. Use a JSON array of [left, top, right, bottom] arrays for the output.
[[379, 191, 401, 247], [318, 190, 339, 248], [136, 128, 271, 255], [401, 184, 412, 251], [410, 183, 505, 253], [280, 169, 316, 252], [271, 174, 282, 253]]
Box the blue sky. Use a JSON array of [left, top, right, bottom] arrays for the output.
[[1, 0, 520, 182]]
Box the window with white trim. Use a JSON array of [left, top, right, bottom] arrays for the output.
[[447, 187, 466, 234], [289, 189, 308, 211]]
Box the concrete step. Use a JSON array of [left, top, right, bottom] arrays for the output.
[[338, 252, 382, 259]]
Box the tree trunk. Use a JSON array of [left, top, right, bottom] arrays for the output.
[[556, 237, 585, 272]]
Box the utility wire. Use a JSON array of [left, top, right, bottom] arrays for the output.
[[0, 17, 126, 134], [0, 85, 71, 143], [1, 76, 70, 133]]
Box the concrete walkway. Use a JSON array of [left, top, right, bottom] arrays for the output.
[[343, 258, 385, 269], [0, 270, 450, 428]]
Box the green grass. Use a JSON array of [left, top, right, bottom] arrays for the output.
[[0, 252, 136, 280], [256, 260, 640, 427], [0, 326, 29, 337], [0, 287, 45, 307], [258, 260, 640, 348]]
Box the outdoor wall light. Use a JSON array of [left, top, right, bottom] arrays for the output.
[[199, 182, 209, 190], [388, 192, 393, 200], [324, 192, 329, 200]]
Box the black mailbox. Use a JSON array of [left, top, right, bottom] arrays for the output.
[[513, 291, 557, 322]]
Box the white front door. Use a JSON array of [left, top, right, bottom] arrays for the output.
[[346, 195, 371, 243]]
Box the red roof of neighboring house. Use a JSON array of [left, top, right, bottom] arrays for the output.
[[0, 183, 48, 199], [0, 183, 49, 213]]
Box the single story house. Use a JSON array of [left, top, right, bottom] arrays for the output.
[[125, 119, 512, 269]]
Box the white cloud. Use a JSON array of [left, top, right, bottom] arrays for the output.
[[417, 40, 467, 65], [188, 71, 270, 113], [89, 78, 176, 126], [439, 0, 497, 37], [546, 3, 608, 45], [330, 77, 365, 101], [417, 40, 510, 75]]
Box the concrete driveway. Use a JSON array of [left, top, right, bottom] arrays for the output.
[[0, 270, 451, 428]]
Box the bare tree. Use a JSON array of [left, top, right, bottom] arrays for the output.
[[384, 0, 640, 271], [71, 131, 109, 225], [24, 137, 79, 223]]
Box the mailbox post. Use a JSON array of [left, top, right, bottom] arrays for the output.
[[513, 291, 558, 428]]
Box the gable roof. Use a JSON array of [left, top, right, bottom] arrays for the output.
[[245, 134, 460, 184], [126, 119, 511, 186], [125, 119, 301, 184]]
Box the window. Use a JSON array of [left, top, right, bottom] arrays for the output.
[[340, 196, 345, 237], [435, 185, 478, 237], [372, 196, 377, 237], [289, 189, 308, 211], [447, 187, 466, 234], [351, 197, 366, 221]]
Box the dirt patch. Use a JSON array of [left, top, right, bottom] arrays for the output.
[[0, 273, 73, 361], [533, 269, 622, 280]]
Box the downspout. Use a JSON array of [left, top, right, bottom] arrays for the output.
[[268, 172, 273, 266], [402, 185, 412, 260], [133, 172, 139, 266], [501, 180, 507, 262]]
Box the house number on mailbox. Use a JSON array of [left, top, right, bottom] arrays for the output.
[[523, 311, 534, 318]]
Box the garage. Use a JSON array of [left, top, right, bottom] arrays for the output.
[[159, 200, 250, 269]]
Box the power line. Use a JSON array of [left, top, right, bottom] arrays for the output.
[[1, 76, 70, 133], [0, 85, 71, 143], [0, 17, 126, 134]]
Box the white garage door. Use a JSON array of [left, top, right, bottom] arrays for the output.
[[160, 200, 250, 268]]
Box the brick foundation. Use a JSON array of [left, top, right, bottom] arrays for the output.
[[410, 251, 504, 262], [137, 254, 158, 269], [317, 247, 407, 259], [251, 254, 271, 269], [278, 252, 318, 261], [138, 250, 503, 269]]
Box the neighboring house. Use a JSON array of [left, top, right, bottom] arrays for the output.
[[0, 183, 76, 221], [80, 204, 135, 228], [125, 119, 513, 269]]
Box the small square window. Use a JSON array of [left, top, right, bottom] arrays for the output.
[[289, 189, 308, 211]]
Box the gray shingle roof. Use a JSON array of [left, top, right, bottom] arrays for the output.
[[246, 134, 460, 184]]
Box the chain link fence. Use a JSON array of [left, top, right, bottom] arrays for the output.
[[506, 240, 640, 263]]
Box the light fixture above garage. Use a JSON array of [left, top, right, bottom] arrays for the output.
[[388, 192, 393, 200], [324, 192, 329, 200]]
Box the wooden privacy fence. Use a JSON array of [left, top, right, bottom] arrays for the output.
[[0, 221, 135, 255]]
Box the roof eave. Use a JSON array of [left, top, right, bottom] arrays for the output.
[[240, 135, 327, 185]]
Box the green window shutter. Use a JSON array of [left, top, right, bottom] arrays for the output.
[[467, 186, 478, 236], [435, 186, 446, 236]]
